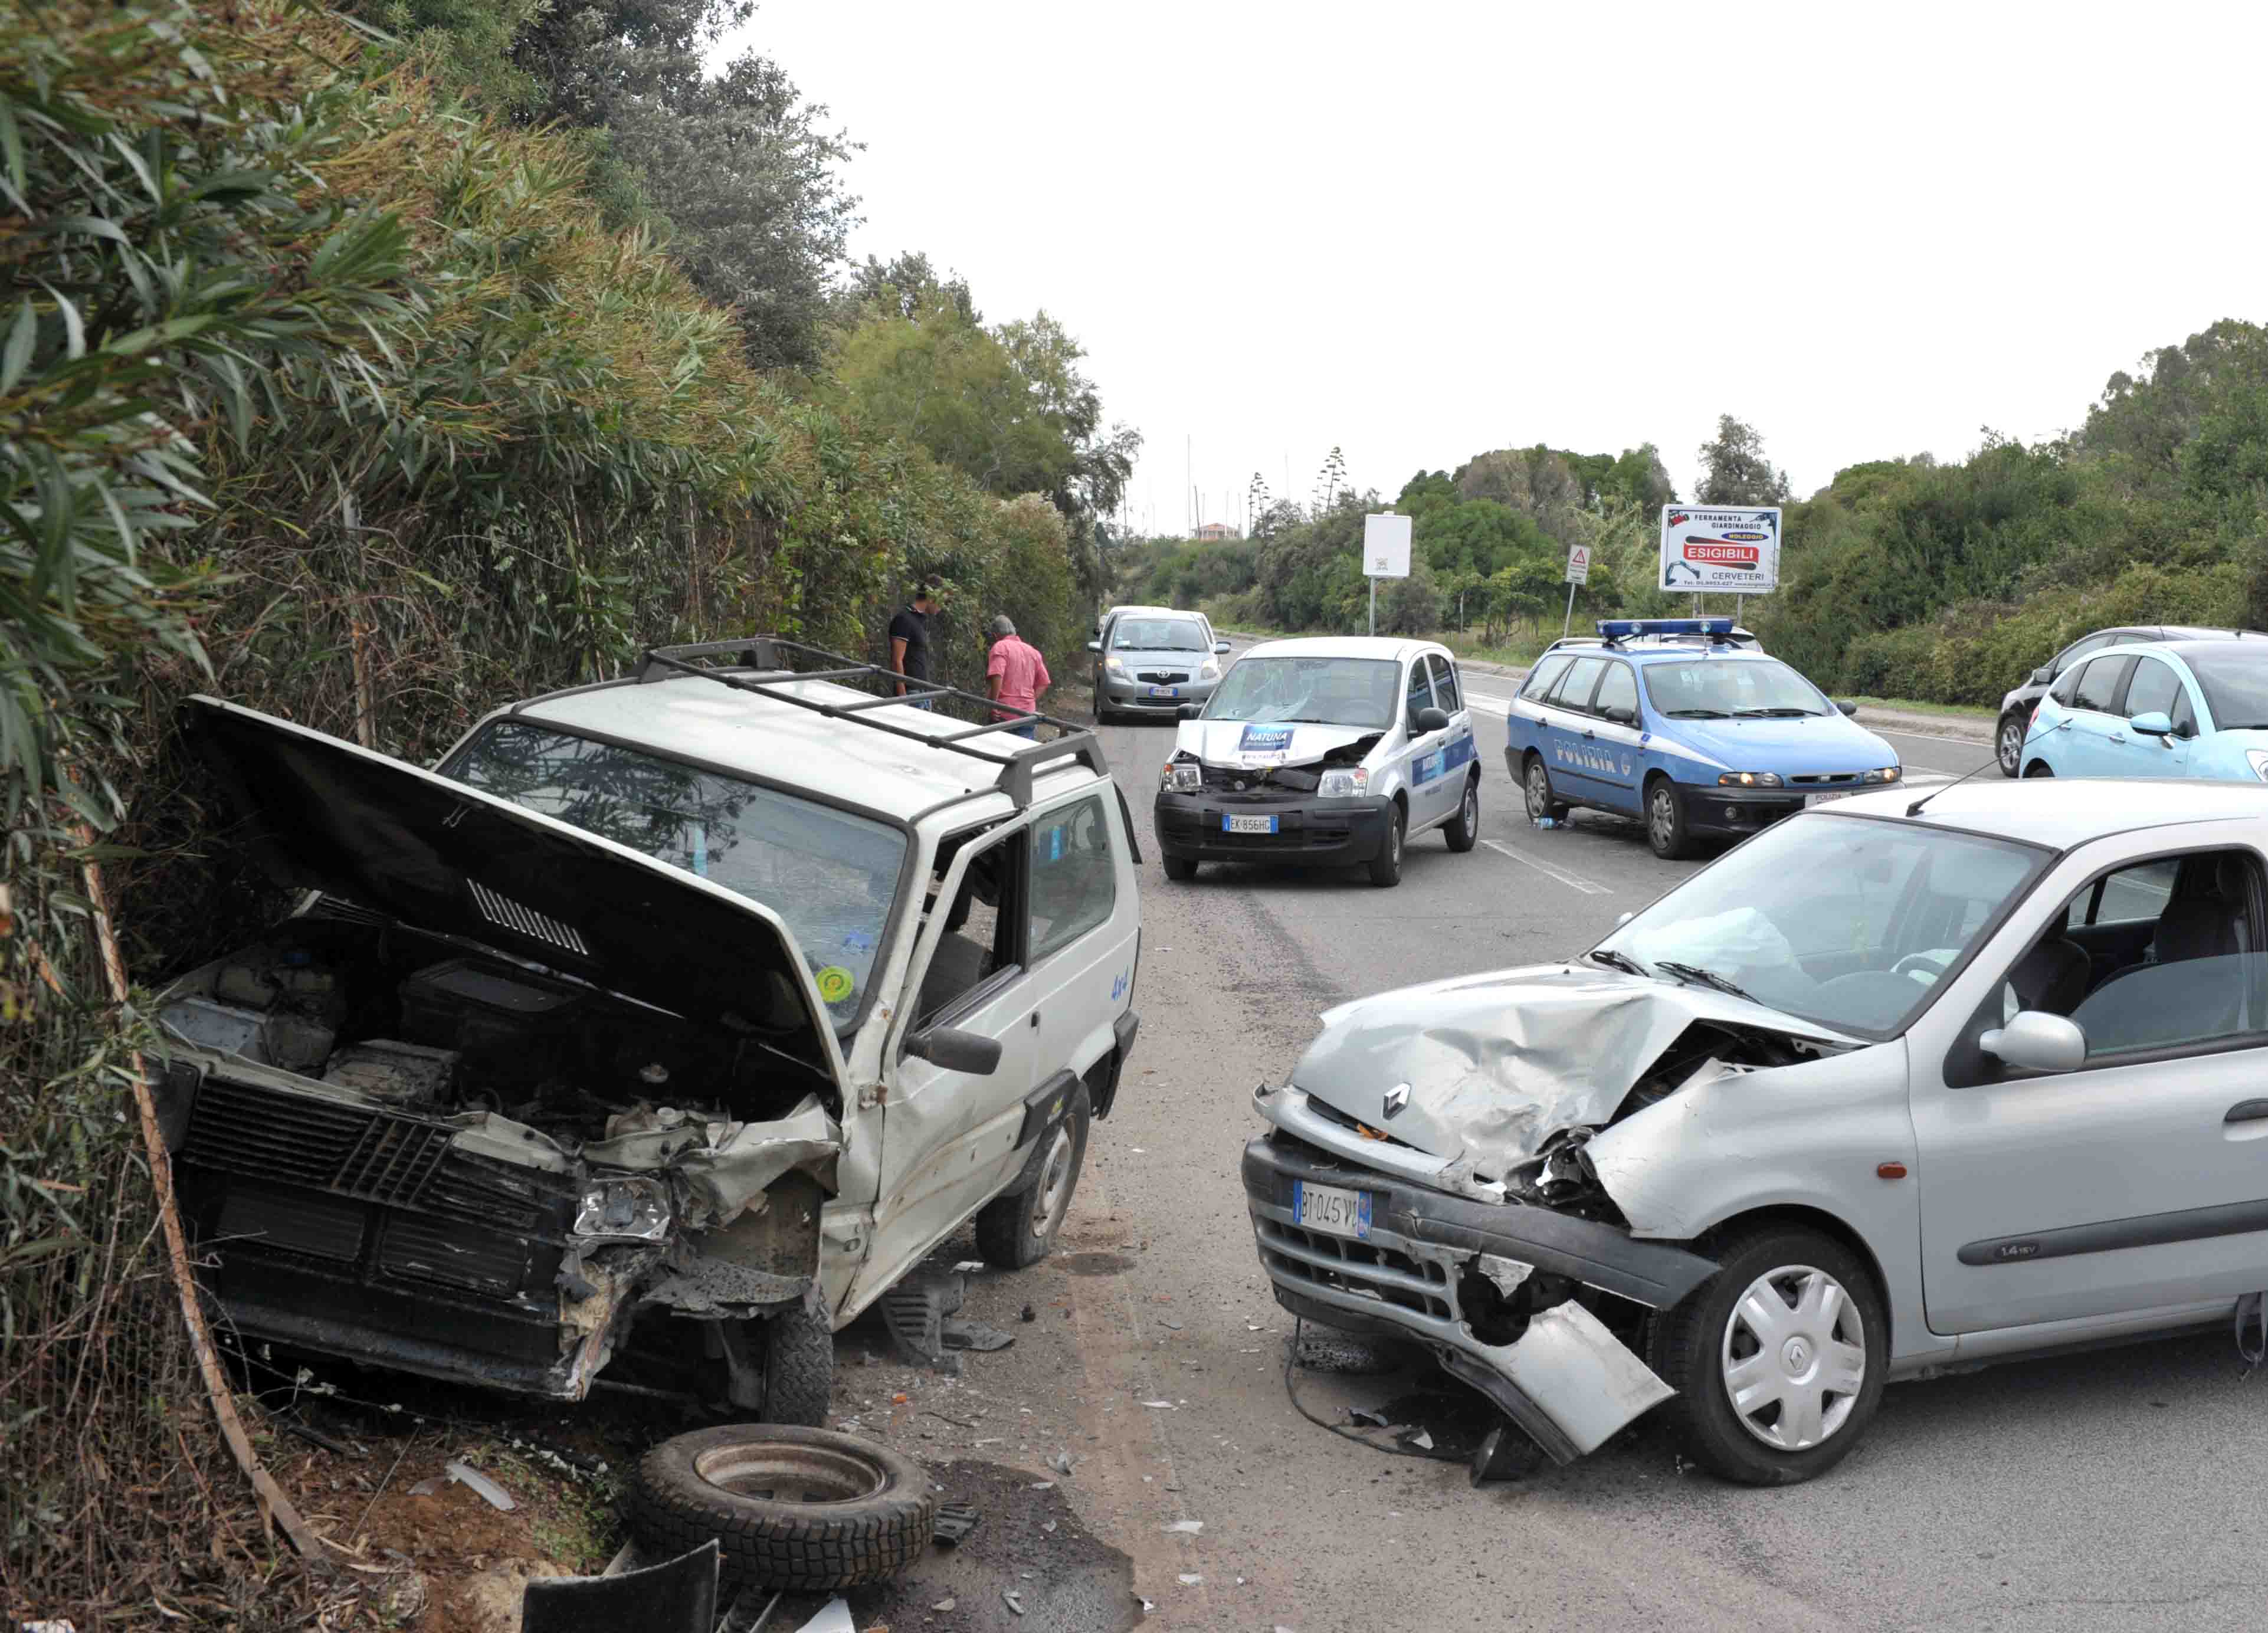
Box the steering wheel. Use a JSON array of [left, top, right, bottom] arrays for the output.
[[1890, 952, 1942, 984]]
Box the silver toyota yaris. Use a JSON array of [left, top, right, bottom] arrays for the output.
[[1245, 776, 2268, 1483]]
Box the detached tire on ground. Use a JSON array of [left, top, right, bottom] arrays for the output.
[[631, 1424, 934, 1592]]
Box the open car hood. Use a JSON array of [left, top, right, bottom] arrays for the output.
[[1293, 964, 1856, 1168], [181, 697, 844, 1081]]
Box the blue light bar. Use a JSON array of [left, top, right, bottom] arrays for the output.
[[1597, 618, 1735, 640]]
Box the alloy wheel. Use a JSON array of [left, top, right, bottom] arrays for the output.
[[1525, 763, 1549, 819], [1648, 786, 1677, 850], [1461, 783, 1478, 832], [1997, 717, 2023, 776], [1719, 1264, 1868, 1452], [1030, 1123, 1076, 1242]]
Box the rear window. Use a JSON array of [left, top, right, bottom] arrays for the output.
[[2182, 645, 2268, 730], [1522, 654, 1572, 700]]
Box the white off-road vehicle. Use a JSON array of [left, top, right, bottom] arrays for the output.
[[152, 638, 1142, 1424]]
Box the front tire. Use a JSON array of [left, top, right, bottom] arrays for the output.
[[755, 1299, 833, 1428], [1367, 804, 1406, 887], [631, 1425, 934, 1591], [1650, 1226, 1886, 1486], [974, 1086, 1089, 1268], [1523, 755, 1569, 824], [1444, 773, 1480, 851], [1646, 777, 1693, 860], [1995, 713, 2026, 777], [1162, 853, 1199, 881]]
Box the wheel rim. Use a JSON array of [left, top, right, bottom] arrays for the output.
[[694, 1441, 887, 1504], [1526, 764, 1548, 818], [1998, 719, 2022, 770], [1720, 1264, 1867, 1453], [1461, 784, 1477, 832], [1030, 1122, 1076, 1241], [1648, 787, 1676, 849], [1388, 816, 1403, 866]]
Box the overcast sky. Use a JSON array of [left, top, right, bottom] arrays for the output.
[[719, 2, 2268, 535]]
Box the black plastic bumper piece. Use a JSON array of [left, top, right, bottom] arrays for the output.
[[1154, 791, 1393, 864], [1241, 1133, 1717, 1311], [1678, 781, 1807, 838]]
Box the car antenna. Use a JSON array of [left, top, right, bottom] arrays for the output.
[[1904, 743, 2008, 818]]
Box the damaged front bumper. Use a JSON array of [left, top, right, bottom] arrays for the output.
[[1243, 1096, 1716, 1463]]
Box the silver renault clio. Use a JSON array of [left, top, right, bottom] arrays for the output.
[[1246, 776, 2268, 1483]]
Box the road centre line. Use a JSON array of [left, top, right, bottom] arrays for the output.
[[1481, 837, 1614, 896]]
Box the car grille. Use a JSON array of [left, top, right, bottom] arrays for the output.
[[380, 1213, 539, 1297], [1256, 1216, 1453, 1320], [1789, 772, 1860, 785], [1198, 765, 1323, 794], [1136, 670, 1191, 684]]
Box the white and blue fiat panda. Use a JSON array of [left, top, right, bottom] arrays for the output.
[[1505, 619, 1902, 860], [1153, 637, 1481, 887]]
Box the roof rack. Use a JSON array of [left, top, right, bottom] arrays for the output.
[[633, 636, 1109, 810]]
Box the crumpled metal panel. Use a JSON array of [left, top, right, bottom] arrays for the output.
[[1293, 964, 1854, 1172]]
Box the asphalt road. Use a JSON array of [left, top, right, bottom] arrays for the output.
[[948, 641, 2268, 1632]]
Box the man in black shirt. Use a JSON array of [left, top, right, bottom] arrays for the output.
[[889, 582, 940, 703]]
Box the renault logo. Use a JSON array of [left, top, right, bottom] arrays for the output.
[[1382, 1083, 1410, 1119]]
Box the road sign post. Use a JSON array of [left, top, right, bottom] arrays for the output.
[[1561, 543, 1591, 638], [1363, 513, 1412, 637]]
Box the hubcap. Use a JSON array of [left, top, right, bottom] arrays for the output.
[[1463, 786, 1477, 829], [1526, 765, 1548, 818], [1720, 1264, 1867, 1452], [1649, 789, 1675, 847], [1389, 819, 1402, 864], [1031, 1123, 1075, 1240]]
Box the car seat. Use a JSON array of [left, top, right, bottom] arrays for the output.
[[2005, 932, 2090, 1016]]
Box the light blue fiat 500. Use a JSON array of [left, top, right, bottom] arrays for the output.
[[2021, 636, 2268, 783], [1506, 619, 1902, 860]]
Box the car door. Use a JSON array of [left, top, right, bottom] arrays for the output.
[[1507, 652, 1574, 772], [1407, 654, 1476, 829], [1395, 655, 1448, 827], [1540, 656, 1608, 803], [1913, 842, 2268, 1334], [1582, 659, 1646, 816], [1023, 786, 1138, 1096], [2060, 654, 2138, 776], [2112, 654, 2193, 777], [860, 818, 1040, 1301]]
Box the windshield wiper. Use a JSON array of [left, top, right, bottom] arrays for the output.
[[1663, 708, 1733, 718], [1585, 947, 1648, 978], [1735, 707, 1821, 717], [1654, 960, 1762, 1004]]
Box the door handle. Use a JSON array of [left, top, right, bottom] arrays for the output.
[[1582, 729, 1596, 740], [2225, 1100, 2268, 1123], [1028, 1012, 1041, 1029], [2108, 732, 2126, 744]]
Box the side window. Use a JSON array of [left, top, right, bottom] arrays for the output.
[[2055, 850, 2267, 1060], [1404, 660, 1434, 731], [1521, 654, 1571, 701], [2049, 667, 2083, 707], [1549, 657, 1607, 713], [2071, 655, 2135, 714], [2171, 687, 2198, 739], [915, 828, 1029, 1028], [2123, 657, 2180, 721], [2051, 633, 2111, 678], [1427, 654, 1462, 714], [1592, 662, 1639, 724], [1030, 796, 1116, 962]]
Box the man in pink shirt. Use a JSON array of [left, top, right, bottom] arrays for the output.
[[985, 615, 1051, 737]]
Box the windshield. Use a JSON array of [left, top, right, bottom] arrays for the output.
[[449, 722, 903, 1029], [1592, 815, 2052, 1037], [1202, 657, 1399, 727], [1642, 658, 1830, 718], [1111, 618, 1207, 651], [2181, 645, 2268, 729]]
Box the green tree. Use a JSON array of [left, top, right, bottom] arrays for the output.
[[1695, 414, 1792, 505]]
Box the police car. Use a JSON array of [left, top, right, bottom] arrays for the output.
[[1506, 619, 1900, 859], [1154, 637, 1480, 887]]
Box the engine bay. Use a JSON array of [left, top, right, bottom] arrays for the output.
[[158, 913, 834, 1143]]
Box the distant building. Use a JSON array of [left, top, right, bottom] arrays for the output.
[[1194, 522, 1241, 542]]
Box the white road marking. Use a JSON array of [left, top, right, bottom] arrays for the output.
[[1482, 838, 1614, 895]]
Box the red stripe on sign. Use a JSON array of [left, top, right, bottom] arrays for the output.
[[1683, 540, 1759, 565]]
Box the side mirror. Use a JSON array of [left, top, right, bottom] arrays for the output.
[[1086, 640, 1102, 653], [1214, 641, 1231, 656], [2129, 710, 2174, 737], [2030, 667, 2053, 686], [1836, 700, 1859, 717], [1979, 1011, 2085, 1074], [1176, 703, 1201, 720], [904, 1025, 1003, 1075], [1415, 706, 1452, 733]]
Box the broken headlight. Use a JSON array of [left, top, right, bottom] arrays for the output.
[[1162, 760, 1201, 793], [1317, 766, 1369, 798], [573, 1175, 672, 1242]]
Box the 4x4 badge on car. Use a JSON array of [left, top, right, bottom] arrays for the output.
[[1382, 1083, 1410, 1119]]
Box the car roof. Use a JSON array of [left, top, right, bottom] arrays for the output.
[[1107, 606, 1208, 624], [1817, 777, 2268, 851], [2154, 636, 2268, 660], [510, 673, 1098, 825], [1240, 635, 1443, 662], [1613, 644, 1782, 667]]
